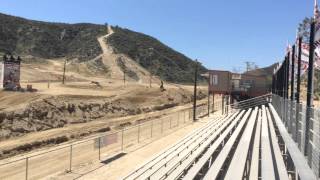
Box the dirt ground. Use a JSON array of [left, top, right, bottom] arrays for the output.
[[0, 56, 216, 160], [51, 115, 217, 180]]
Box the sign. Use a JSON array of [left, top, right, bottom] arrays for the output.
[[94, 133, 118, 149], [3, 61, 20, 88]]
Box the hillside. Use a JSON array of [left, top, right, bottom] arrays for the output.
[[0, 13, 106, 61], [245, 63, 278, 77], [107, 27, 207, 83], [0, 13, 206, 83]]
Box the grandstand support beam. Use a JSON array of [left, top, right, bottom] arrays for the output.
[[305, 20, 316, 155], [291, 45, 295, 101], [297, 37, 302, 103]]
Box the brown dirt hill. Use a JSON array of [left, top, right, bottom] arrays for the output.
[[0, 13, 206, 83]]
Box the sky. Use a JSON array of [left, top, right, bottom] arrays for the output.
[[0, 0, 316, 71]]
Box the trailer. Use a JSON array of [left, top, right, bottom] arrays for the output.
[[208, 70, 270, 100]]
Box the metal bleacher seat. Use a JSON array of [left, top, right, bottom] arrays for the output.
[[123, 95, 318, 180]]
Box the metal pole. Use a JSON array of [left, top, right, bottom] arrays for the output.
[[287, 56, 290, 99], [305, 20, 316, 156], [161, 118, 164, 133], [177, 111, 180, 127], [297, 37, 302, 103], [208, 87, 210, 117], [62, 59, 67, 84], [212, 93, 215, 113], [295, 37, 302, 142], [98, 137, 101, 161], [291, 45, 295, 101], [151, 120, 153, 138], [149, 74, 152, 88], [123, 68, 126, 85], [193, 60, 198, 121], [69, 145, 72, 172], [121, 129, 124, 151], [25, 157, 29, 180], [222, 94, 225, 115], [138, 123, 140, 143]]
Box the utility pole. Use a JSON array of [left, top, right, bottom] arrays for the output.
[[193, 60, 199, 121]]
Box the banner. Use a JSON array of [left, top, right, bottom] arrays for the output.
[[94, 133, 118, 149], [294, 42, 320, 76], [3, 61, 20, 88]]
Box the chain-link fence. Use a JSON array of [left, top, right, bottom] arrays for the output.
[[0, 100, 223, 180], [272, 94, 320, 178]]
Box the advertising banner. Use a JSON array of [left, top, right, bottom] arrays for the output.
[[3, 61, 20, 89], [94, 133, 118, 149]]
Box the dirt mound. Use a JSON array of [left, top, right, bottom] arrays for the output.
[[0, 87, 206, 141]]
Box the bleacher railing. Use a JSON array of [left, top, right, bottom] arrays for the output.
[[272, 94, 320, 178]]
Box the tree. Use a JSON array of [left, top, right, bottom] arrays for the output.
[[244, 61, 258, 72], [298, 17, 312, 43]]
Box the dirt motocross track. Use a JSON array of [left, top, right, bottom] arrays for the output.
[[0, 76, 208, 159], [0, 26, 210, 160]]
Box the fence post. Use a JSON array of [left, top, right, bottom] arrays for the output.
[[151, 120, 153, 138], [25, 157, 28, 180], [98, 137, 101, 161], [161, 118, 164, 134], [177, 112, 180, 127], [69, 145, 73, 172], [138, 123, 140, 143], [121, 129, 124, 151]]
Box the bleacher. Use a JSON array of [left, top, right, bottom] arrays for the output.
[[123, 95, 317, 180]]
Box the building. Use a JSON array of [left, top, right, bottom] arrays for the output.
[[208, 70, 269, 99]]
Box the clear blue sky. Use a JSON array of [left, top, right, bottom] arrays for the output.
[[0, 0, 316, 71]]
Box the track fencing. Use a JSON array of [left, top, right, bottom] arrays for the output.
[[272, 94, 320, 178], [0, 100, 225, 180]]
